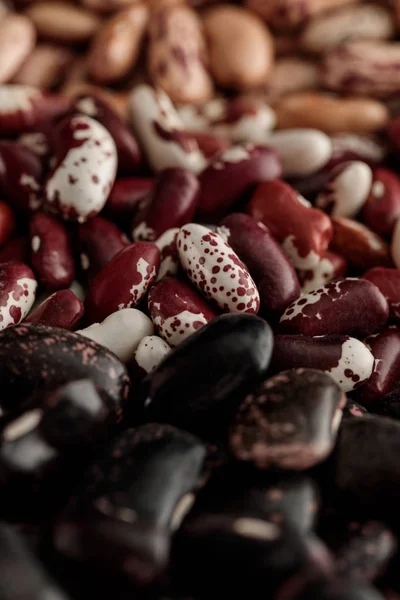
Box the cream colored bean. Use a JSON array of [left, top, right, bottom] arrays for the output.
[[266, 57, 320, 103], [81, 0, 140, 13], [0, 15, 36, 84], [25, 1, 101, 44], [265, 128, 332, 177], [203, 5, 274, 91], [12, 44, 73, 89]]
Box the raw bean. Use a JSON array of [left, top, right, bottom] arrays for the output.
[[279, 278, 389, 337], [331, 133, 388, 166], [219, 213, 300, 313], [77, 308, 153, 364], [0, 323, 130, 418], [29, 212, 75, 290], [202, 5, 274, 90], [84, 242, 160, 324], [139, 313, 273, 439], [181, 130, 230, 159], [129, 84, 206, 173], [230, 368, 345, 470], [248, 179, 333, 269], [155, 227, 179, 280], [131, 335, 171, 378], [196, 145, 282, 219], [0, 141, 43, 215], [132, 168, 199, 242], [12, 44, 73, 89], [298, 251, 347, 294], [362, 168, 400, 236], [88, 4, 148, 85], [79, 216, 129, 282], [177, 223, 260, 314], [148, 5, 213, 104], [73, 94, 142, 174], [0, 14, 36, 84], [315, 161, 372, 218], [322, 41, 400, 98], [264, 129, 332, 177], [45, 115, 117, 223], [0, 236, 29, 265], [148, 277, 216, 346], [363, 267, 400, 322], [0, 262, 36, 330], [271, 334, 374, 393], [25, 289, 84, 330], [276, 93, 389, 135], [106, 177, 153, 220], [331, 217, 392, 270], [0, 202, 15, 248], [300, 4, 395, 54], [81, 0, 140, 12], [265, 57, 320, 102], [25, 1, 101, 44], [18, 131, 51, 161]]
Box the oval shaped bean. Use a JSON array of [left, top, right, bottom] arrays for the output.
[[177, 223, 260, 314], [182, 130, 231, 160], [0, 14, 36, 84], [265, 57, 319, 102], [0, 201, 15, 248], [264, 129, 332, 177], [0, 141, 43, 213], [131, 335, 171, 379], [0, 262, 37, 331], [315, 161, 372, 218], [106, 177, 153, 223], [25, 1, 101, 44], [0, 236, 28, 265], [219, 213, 300, 313], [279, 278, 389, 338], [298, 251, 347, 294], [25, 289, 84, 330], [12, 44, 73, 90], [363, 267, 400, 322], [155, 227, 180, 280], [362, 168, 400, 236], [331, 217, 392, 270]]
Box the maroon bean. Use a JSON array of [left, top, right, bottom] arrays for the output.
[[25, 289, 84, 330], [0, 141, 43, 213], [279, 278, 388, 338], [197, 145, 282, 219], [29, 212, 75, 290], [148, 277, 216, 346], [0, 236, 29, 265], [85, 242, 160, 324], [180, 130, 231, 159], [315, 161, 372, 219], [363, 267, 400, 322], [331, 217, 392, 270], [105, 177, 153, 220], [79, 216, 129, 282], [0, 201, 15, 248], [219, 213, 300, 313], [132, 168, 199, 242], [298, 250, 347, 294], [155, 227, 180, 280], [0, 262, 37, 330], [362, 168, 400, 236]]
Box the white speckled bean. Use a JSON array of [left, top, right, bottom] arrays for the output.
[[316, 161, 373, 218], [0, 262, 37, 330], [134, 335, 171, 374]]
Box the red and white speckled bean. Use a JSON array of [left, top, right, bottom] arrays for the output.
[[155, 227, 180, 281], [133, 334, 171, 376], [0, 141, 43, 213], [298, 250, 347, 294], [264, 129, 332, 177], [363, 267, 400, 322], [25, 289, 84, 330], [45, 114, 117, 223], [0, 262, 37, 330], [332, 216, 392, 270], [362, 167, 400, 236], [177, 223, 260, 314], [316, 161, 372, 218]]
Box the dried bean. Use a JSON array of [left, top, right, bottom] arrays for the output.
[[332, 217, 392, 270], [0, 141, 43, 213], [0, 201, 15, 248], [265, 57, 319, 102], [25, 289, 84, 330], [130, 335, 171, 379], [363, 267, 400, 322], [0, 235, 28, 265], [24, 1, 101, 44], [298, 251, 347, 294], [0, 262, 37, 330], [155, 227, 180, 280], [316, 161, 372, 218], [106, 177, 153, 220], [264, 129, 332, 177], [181, 130, 230, 159], [0, 14, 36, 84], [12, 44, 73, 90], [363, 168, 400, 236]]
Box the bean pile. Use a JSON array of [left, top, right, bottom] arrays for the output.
[[1, 0, 400, 598]]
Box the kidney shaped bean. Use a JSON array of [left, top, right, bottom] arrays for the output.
[[363, 267, 400, 322], [85, 242, 160, 325], [0, 141, 43, 213], [362, 168, 400, 236], [331, 217, 392, 270], [106, 177, 153, 221], [155, 227, 180, 280], [131, 335, 171, 379], [248, 179, 333, 269], [279, 278, 389, 338], [25, 289, 84, 330], [132, 168, 199, 242], [0, 201, 15, 248], [29, 212, 75, 290], [219, 213, 300, 313], [315, 161, 372, 218], [298, 250, 347, 294], [79, 216, 129, 282], [0, 262, 37, 331], [0, 236, 28, 265]]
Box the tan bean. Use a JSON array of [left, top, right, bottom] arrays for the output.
[[0, 0, 9, 21], [0, 14, 36, 84], [61, 56, 89, 86], [25, 1, 101, 44], [203, 5, 274, 90], [148, 5, 213, 104], [266, 57, 320, 102], [300, 4, 395, 54], [81, 0, 140, 13], [88, 3, 148, 84], [60, 81, 129, 120], [12, 44, 74, 89], [276, 92, 390, 134]]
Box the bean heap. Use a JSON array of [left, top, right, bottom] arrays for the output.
[[1, 0, 400, 598]]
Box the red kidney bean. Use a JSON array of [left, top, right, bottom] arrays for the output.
[[105, 177, 153, 220], [148, 277, 216, 347], [130, 335, 171, 379], [279, 278, 389, 338], [0, 201, 15, 248], [0, 235, 29, 265], [0, 85, 70, 135], [155, 227, 180, 280], [25, 289, 84, 330], [248, 179, 333, 269], [132, 168, 199, 242], [181, 130, 231, 159], [387, 115, 400, 156], [330, 133, 388, 166], [177, 223, 260, 315], [315, 161, 372, 218], [0, 262, 37, 330], [362, 168, 400, 236], [45, 114, 117, 223], [331, 217, 392, 270], [219, 213, 300, 314], [363, 267, 400, 322], [298, 250, 347, 294], [230, 369, 345, 470], [18, 131, 51, 162], [85, 242, 160, 324], [79, 216, 129, 282], [0, 141, 43, 213], [29, 212, 75, 291], [73, 93, 142, 174], [271, 334, 374, 393], [196, 145, 282, 219]]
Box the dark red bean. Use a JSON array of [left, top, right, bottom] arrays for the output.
[[0, 235, 29, 265], [79, 216, 129, 282], [105, 177, 153, 219], [298, 250, 347, 294], [363, 267, 400, 322], [362, 168, 400, 236], [0, 262, 37, 330], [331, 217, 392, 270], [0, 201, 15, 247], [181, 130, 231, 159], [25, 289, 84, 330], [0, 141, 43, 213]]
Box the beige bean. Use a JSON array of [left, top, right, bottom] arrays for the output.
[[276, 93, 390, 134], [61, 56, 89, 86], [81, 0, 141, 13], [203, 5, 274, 90], [148, 5, 213, 104], [12, 44, 74, 89], [60, 82, 129, 119], [0, 14, 36, 84], [266, 57, 320, 102], [0, 0, 9, 21], [300, 4, 395, 54], [25, 1, 101, 44], [88, 3, 148, 84]]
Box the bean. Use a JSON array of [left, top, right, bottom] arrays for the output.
[[298, 251, 347, 294], [130, 335, 171, 379], [0, 14, 36, 84], [0, 141, 43, 213], [332, 217, 392, 270], [24, 1, 101, 44], [0, 235, 28, 265], [12, 44, 74, 90], [106, 177, 153, 221], [25, 289, 84, 330], [154, 226, 180, 280], [362, 168, 400, 236], [0, 262, 37, 330], [315, 161, 373, 218], [363, 267, 400, 322]]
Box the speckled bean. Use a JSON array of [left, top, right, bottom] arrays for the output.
[[362, 168, 400, 236], [106, 177, 153, 220], [0, 201, 15, 248], [155, 227, 180, 280], [315, 161, 372, 218], [331, 217, 392, 270], [363, 267, 400, 323], [25, 289, 84, 330], [131, 335, 171, 379], [0, 262, 37, 331], [298, 251, 347, 294], [0, 141, 43, 213]]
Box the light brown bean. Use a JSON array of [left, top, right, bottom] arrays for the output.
[[61, 81, 129, 120], [0, 14, 36, 84], [25, 1, 101, 44], [81, 0, 140, 13], [266, 57, 320, 102], [12, 44, 74, 89], [203, 5, 274, 90], [276, 92, 390, 134]]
